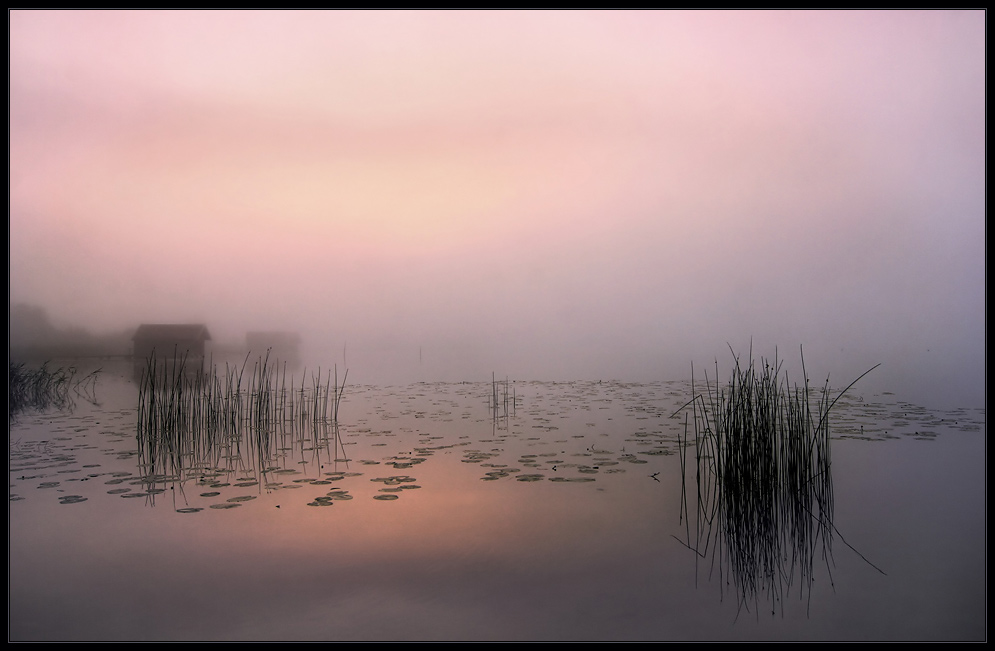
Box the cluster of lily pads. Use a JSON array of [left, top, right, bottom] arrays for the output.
[[370, 475, 422, 500]]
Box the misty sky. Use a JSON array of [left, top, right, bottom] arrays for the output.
[[8, 10, 986, 406]]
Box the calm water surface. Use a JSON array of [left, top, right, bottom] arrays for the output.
[[8, 361, 986, 641]]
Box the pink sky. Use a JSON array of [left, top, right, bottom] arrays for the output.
[[8, 10, 986, 405]]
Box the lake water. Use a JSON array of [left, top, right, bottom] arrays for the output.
[[8, 360, 986, 641]]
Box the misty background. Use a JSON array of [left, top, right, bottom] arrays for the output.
[[9, 11, 985, 408]]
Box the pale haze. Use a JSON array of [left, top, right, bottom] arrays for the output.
[[9, 10, 985, 407]]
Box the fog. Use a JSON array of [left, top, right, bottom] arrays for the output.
[[9, 11, 985, 408]]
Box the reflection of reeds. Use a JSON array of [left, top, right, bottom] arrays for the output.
[[135, 350, 348, 499], [675, 347, 879, 619], [8, 362, 100, 421]]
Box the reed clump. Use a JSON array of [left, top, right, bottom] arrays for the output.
[[675, 347, 878, 619], [489, 372, 516, 420], [135, 350, 348, 490], [8, 362, 100, 421], [137, 350, 347, 435]]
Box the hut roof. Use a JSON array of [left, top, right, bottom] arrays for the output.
[[133, 324, 211, 342]]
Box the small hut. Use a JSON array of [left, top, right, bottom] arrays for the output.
[[132, 324, 211, 368]]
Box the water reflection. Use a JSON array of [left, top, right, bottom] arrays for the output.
[[7, 361, 986, 641]]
